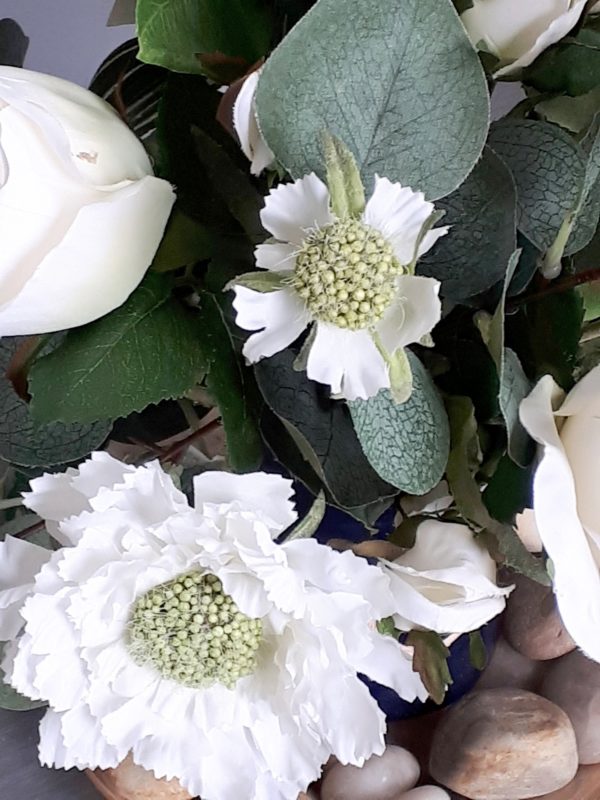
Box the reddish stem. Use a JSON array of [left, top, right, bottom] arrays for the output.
[[508, 267, 600, 309]]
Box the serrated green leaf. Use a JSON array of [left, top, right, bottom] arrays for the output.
[[255, 348, 397, 511], [488, 120, 586, 256], [29, 274, 208, 426], [197, 293, 262, 472], [418, 147, 517, 300], [323, 132, 365, 219], [0, 644, 46, 711], [445, 395, 549, 584], [0, 338, 110, 468], [407, 630, 452, 705], [469, 630, 487, 670], [136, 0, 273, 77], [284, 491, 325, 541], [255, 0, 489, 200], [348, 352, 450, 495]]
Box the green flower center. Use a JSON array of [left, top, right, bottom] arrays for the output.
[[127, 571, 263, 690], [292, 219, 404, 330]]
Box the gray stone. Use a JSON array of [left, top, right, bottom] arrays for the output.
[[321, 745, 419, 800], [429, 688, 578, 799], [541, 649, 600, 765], [400, 788, 451, 799], [475, 636, 547, 692], [503, 574, 575, 661]]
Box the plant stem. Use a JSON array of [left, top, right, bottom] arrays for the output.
[[508, 267, 600, 309], [0, 497, 24, 511]]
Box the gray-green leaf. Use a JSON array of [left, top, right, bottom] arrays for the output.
[[256, 0, 489, 200], [348, 352, 450, 495]]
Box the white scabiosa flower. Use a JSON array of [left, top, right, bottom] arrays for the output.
[[0, 453, 428, 800], [233, 69, 276, 176], [231, 172, 446, 401], [461, 0, 593, 78], [380, 520, 511, 635]]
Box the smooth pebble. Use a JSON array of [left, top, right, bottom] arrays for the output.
[[321, 745, 420, 800], [399, 787, 450, 799]]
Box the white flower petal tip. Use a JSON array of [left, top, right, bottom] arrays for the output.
[[460, 0, 589, 78], [232, 173, 443, 401], [520, 366, 600, 664], [0, 66, 175, 336], [2, 454, 420, 799], [381, 520, 511, 636], [232, 69, 276, 176]]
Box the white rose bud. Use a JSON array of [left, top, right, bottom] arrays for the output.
[[0, 66, 175, 336], [232, 69, 275, 176], [520, 364, 600, 663], [461, 0, 595, 78]]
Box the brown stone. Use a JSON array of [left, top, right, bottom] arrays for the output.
[[474, 636, 547, 692], [529, 762, 600, 799], [503, 574, 576, 661], [429, 688, 578, 799], [541, 649, 600, 764], [87, 756, 192, 800]]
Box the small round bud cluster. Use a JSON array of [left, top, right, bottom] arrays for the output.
[[127, 571, 263, 690], [292, 219, 404, 329]]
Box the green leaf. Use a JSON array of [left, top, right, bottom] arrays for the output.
[[476, 251, 534, 467], [0, 19, 29, 67], [255, 348, 397, 511], [524, 24, 600, 97], [0, 644, 46, 711], [136, 0, 273, 77], [483, 454, 532, 524], [445, 395, 549, 584], [488, 120, 586, 255], [151, 209, 214, 272], [469, 630, 487, 670], [255, 0, 489, 200], [348, 352, 450, 495], [418, 147, 517, 300], [323, 132, 365, 219], [29, 274, 208, 426], [197, 293, 262, 472], [284, 491, 326, 540], [227, 271, 289, 293], [406, 630, 452, 705], [0, 338, 110, 468]]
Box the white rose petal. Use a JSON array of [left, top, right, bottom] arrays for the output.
[[233, 69, 276, 176], [520, 367, 600, 663], [461, 0, 590, 78], [0, 66, 175, 336]]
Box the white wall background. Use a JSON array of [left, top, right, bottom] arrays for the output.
[[2, 0, 135, 86]]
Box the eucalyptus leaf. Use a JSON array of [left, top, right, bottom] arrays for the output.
[[488, 120, 586, 255], [256, 0, 489, 200], [136, 0, 273, 77], [418, 147, 517, 299], [348, 352, 450, 495], [255, 348, 397, 511], [29, 274, 208, 426]]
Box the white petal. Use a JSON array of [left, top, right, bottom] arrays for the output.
[[375, 275, 441, 353], [0, 536, 52, 639], [194, 471, 297, 533], [306, 324, 389, 400], [556, 363, 600, 418], [0, 174, 175, 336], [520, 376, 600, 662], [255, 241, 297, 272], [355, 636, 429, 703], [233, 286, 311, 362], [232, 70, 275, 176], [0, 66, 152, 184], [363, 176, 446, 264], [260, 174, 333, 244], [558, 401, 600, 541]]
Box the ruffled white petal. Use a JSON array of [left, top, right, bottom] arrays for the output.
[[354, 636, 429, 703], [363, 176, 447, 265], [232, 70, 275, 176], [520, 376, 600, 662], [306, 323, 389, 401], [383, 521, 510, 635], [233, 286, 311, 362], [0, 536, 52, 639], [375, 275, 441, 354], [255, 241, 297, 272], [557, 363, 600, 418], [260, 173, 333, 244]]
